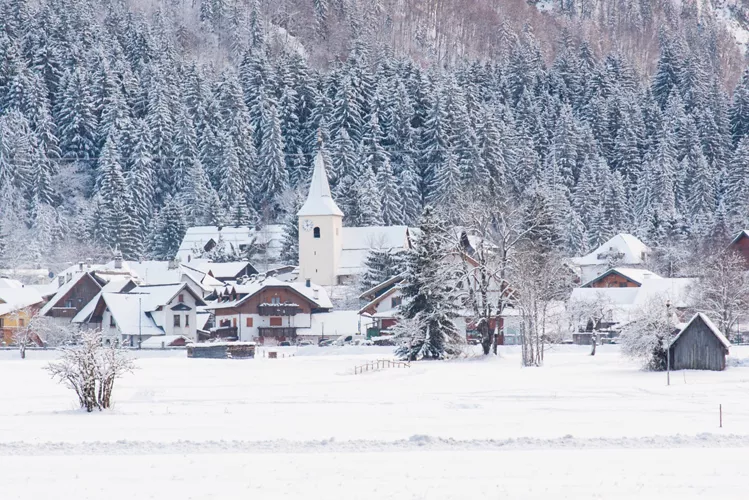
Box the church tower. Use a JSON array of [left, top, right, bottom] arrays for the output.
[[297, 150, 343, 286]]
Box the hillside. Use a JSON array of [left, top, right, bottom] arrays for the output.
[[1, 0, 749, 273]]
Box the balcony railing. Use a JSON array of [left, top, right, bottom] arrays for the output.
[[49, 307, 78, 318], [257, 304, 301, 316], [212, 326, 238, 339], [258, 327, 297, 339]]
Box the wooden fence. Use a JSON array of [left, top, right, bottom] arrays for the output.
[[354, 359, 410, 374]]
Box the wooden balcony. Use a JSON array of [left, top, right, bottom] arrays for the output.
[[212, 326, 238, 339], [49, 307, 79, 318], [258, 327, 297, 339], [257, 304, 301, 316]]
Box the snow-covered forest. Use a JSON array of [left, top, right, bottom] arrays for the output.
[[1, 0, 749, 270]]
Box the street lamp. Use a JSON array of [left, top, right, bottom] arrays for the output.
[[665, 299, 672, 386]]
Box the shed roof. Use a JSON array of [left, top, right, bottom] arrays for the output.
[[0, 287, 45, 316], [673, 313, 731, 349]]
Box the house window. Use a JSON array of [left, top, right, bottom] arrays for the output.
[[18, 318, 24, 327], [0, 318, 4, 328], [185, 315, 189, 327], [618, 283, 627, 288], [391, 296, 402, 308], [271, 296, 281, 305], [178, 294, 184, 303], [313, 227, 320, 238], [270, 317, 282, 326], [65, 300, 73, 308], [110, 315, 116, 327], [246, 317, 253, 327], [174, 315, 181, 327]]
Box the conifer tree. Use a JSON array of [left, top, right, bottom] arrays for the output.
[[378, 158, 404, 226], [396, 205, 462, 361], [149, 196, 187, 260]]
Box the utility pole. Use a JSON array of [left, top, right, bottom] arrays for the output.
[[138, 296, 142, 350], [666, 299, 672, 386]]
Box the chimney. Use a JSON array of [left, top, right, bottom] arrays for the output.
[[114, 249, 123, 270], [58, 275, 65, 287], [86, 258, 92, 269], [78, 262, 84, 271]]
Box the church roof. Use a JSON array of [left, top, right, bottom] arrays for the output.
[[297, 150, 344, 217]]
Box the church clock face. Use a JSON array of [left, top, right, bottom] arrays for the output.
[[302, 219, 314, 232]]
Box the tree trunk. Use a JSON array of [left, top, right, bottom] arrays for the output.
[[590, 333, 597, 356]]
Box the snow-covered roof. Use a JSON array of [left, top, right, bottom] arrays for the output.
[[359, 285, 402, 315], [189, 261, 254, 280], [0, 287, 45, 316], [129, 283, 206, 312], [673, 313, 731, 349], [39, 272, 103, 316], [140, 335, 192, 348], [573, 234, 649, 267], [0, 277, 24, 289], [360, 273, 407, 300], [196, 311, 212, 331], [72, 278, 136, 323], [582, 268, 662, 288], [730, 230, 749, 246], [100, 293, 165, 337], [210, 277, 332, 310], [296, 310, 360, 337], [335, 227, 411, 276], [569, 278, 695, 325], [297, 150, 344, 217], [176, 225, 285, 263]]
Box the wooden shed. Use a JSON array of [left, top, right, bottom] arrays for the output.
[[669, 313, 731, 371]]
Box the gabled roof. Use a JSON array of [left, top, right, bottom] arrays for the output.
[[673, 313, 731, 349], [176, 225, 285, 262], [729, 230, 749, 246], [39, 272, 104, 316], [99, 293, 165, 337], [358, 285, 402, 316], [297, 150, 344, 217], [128, 283, 207, 311], [188, 261, 256, 280], [573, 234, 649, 266], [359, 273, 407, 301], [581, 268, 662, 288], [209, 277, 332, 310], [0, 287, 45, 316], [0, 278, 24, 289], [72, 278, 138, 323]]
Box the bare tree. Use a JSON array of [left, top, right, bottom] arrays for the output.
[[11, 309, 37, 359], [509, 246, 574, 367], [47, 330, 135, 412], [454, 195, 541, 355], [688, 247, 749, 341]]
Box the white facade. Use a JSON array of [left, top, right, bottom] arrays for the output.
[[298, 214, 343, 287], [100, 285, 202, 346]]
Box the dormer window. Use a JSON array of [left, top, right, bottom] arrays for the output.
[[313, 227, 321, 238]]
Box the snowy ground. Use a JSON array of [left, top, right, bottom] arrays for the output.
[[2, 345, 749, 498]]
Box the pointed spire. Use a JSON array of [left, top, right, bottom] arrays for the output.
[[297, 148, 344, 217]]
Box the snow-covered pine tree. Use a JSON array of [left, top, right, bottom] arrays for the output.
[[257, 103, 289, 218], [396, 205, 462, 361], [378, 158, 404, 226], [360, 248, 403, 293], [148, 195, 187, 260]]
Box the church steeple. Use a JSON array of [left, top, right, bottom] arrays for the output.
[[297, 149, 344, 217]]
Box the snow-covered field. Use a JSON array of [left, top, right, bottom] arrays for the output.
[[2, 345, 749, 498]]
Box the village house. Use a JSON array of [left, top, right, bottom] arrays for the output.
[[37, 271, 111, 324], [728, 230, 749, 265], [0, 286, 44, 345], [206, 276, 350, 345], [569, 267, 694, 344], [183, 261, 257, 283], [77, 283, 206, 346], [670, 313, 731, 371], [572, 234, 651, 283]]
